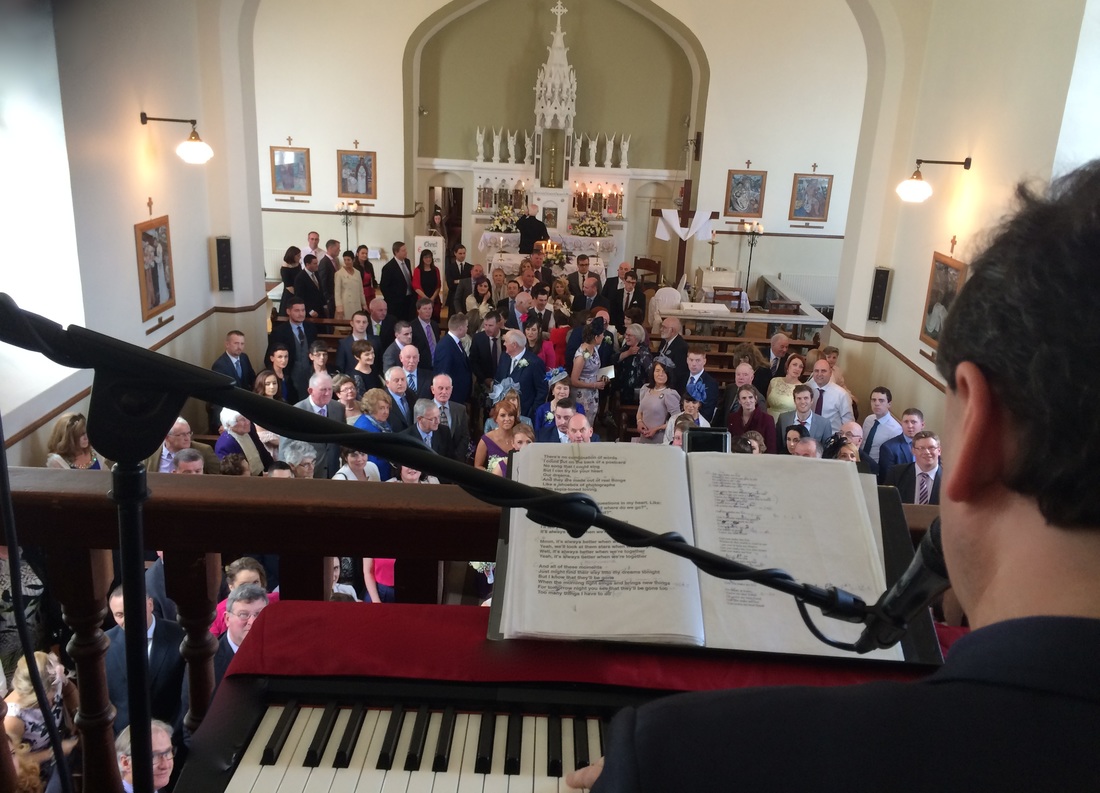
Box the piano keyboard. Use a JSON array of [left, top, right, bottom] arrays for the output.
[[178, 676, 657, 793]]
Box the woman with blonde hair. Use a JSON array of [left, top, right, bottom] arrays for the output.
[[44, 413, 102, 470]]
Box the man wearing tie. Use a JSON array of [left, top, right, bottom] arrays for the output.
[[807, 357, 853, 433], [877, 408, 926, 483], [211, 330, 256, 389], [885, 430, 942, 504], [380, 240, 415, 321], [280, 372, 344, 478]]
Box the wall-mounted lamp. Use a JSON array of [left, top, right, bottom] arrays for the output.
[[139, 112, 214, 164], [896, 157, 972, 203]]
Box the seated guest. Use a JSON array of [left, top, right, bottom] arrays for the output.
[[279, 439, 318, 480], [144, 417, 219, 474], [765, 352, 807, 420], [332, 373, 363, 424], [115, 719, 175, 793], [490, 422, 536, 477], [663, 392, 710, 443], [331, 446, 381, 482], [615, 323, 654, 407], [534, 369, 585, 433], [208, 556, 280, 636], [44, 412, 103, 470], [636, 357, 680, 444], [885, 430, 942, 504], [726, 384, 777, 454], [104, 586, 186, 735], [476, 399, 519, 470], [353, 388, 395, 481], [219, 453, 251, 476], [214, 408, 271, 475]]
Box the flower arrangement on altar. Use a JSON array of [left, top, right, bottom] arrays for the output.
[[487, 204, 519, 233], [570, 208, 610, 238]]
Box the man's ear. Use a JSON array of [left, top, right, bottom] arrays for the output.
[[944, 361, 1005, 502]]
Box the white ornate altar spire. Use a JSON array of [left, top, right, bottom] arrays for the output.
[[533, 1, 577, 132]]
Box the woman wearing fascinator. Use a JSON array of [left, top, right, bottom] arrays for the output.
[[635, 354, 681, 443]]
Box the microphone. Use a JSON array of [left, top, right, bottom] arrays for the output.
[[855, 517, 950, 653]]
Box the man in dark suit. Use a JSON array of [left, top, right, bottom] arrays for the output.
[[410, 298, 439, 363], [775, 385, 832, 454], [608, 270, 646, 333], [684, 349, 720, 423], [382, 365, 414, 434], [335, 310, 371, 374], [399, 345, 434, 402], [885, 430, 942, 504], [430, 374, 470, 462], [380, 240, 415, 321], [568, 162, 1100, 793], [494, 329, 547, 419], [401, 399, 455, 460], [433, 314, 472, 405], [268, 298, 318, 401], [567, 255, 601, 299], [516, 203, 549, 254], [293, 254, 326, 318], [571, 276, 610, 315], [655, 316, 689, 393], [105, 587, 186, 735], [278, 371, 345, 478], [210, 330, 256, 389], [877, 408, 926, 483], [316, 238, 342, 317]]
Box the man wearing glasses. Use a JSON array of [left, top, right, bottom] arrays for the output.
[[885, 430, 942, 505], [116, 719, 176, 792], [142, 417, 219, 474]]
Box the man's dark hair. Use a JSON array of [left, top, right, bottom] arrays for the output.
[[937, 162, 1100, 527], [871, 386, 893, 403]]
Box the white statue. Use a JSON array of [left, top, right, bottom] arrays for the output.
[[603, 134, 615, 169], [524, 130, 534, 165], [475, 127, 485, 163], [586, 134, 598, 168], [507, 129, 517, 164], [620, 135, 631, 169], [492, 127, 502, 164], [572, 132, 582, 166]]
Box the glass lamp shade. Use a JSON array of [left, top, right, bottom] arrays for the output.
[[176, 128, 214, 164], [896, 170, 932, 203]]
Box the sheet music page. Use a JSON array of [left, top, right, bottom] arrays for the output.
[[501, 443, 704, 645], [687, 454, 903, 661]]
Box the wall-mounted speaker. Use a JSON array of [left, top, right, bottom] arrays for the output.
[[867, 267, 891, 322], [215, 236, 232, 291]]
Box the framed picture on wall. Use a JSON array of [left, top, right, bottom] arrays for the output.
[[788, 173, 834, 222], [134, 216, 175, 322], [724, 169, 767, 218], [337, 150, 378, 200], [919, 251, 968, 349], [270, 146, 311, 195]]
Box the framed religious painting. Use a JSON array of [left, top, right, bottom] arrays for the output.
[[134, 216, 175, 321], [788, 173, 834, 222], [919, 251, 967, 349], [337, 149, 378, 200], [724, 169, 767, 218], [270, 146, 311, 195]]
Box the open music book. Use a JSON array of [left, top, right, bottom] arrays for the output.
[[495, 444, 904, 662]]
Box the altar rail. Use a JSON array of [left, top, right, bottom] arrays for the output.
[[0, 467, 935, 791]]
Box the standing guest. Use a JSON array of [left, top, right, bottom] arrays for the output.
[[861, 386, 903, 463], [354, 244, 377, 306], [412, 248, 443, 323], [475, 399, 518, 470], [210, 329, 256, 390], [264, 344, 293, 402], [214, 408, 271, 474], [331, 447, 381, 482], [570, 319, 608, 418], [353, 388, 395, 481], [727, 383, 777, 453], [524, 316, 556, 369], [348, 339, 383, 397], [115, 720, 175, 793], [44, 412, 102, 470], [615, 323, 654, 408], [332, 374, 363, 423], [380, 240, 415, 321], [433, 313, 473, 405], [334, 249, 366, 320], [635, 357, 680, 444], [765, 352, 806, 420], [278, 245, 302, 316]]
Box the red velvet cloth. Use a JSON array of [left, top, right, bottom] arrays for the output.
[[228, 602, 933, 693]]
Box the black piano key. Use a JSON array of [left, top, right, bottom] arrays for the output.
[[404, 704, 431, 771], [573, 715, 591, 770], [432, 705, 457, 772], [475, 709, 496, 774], [334, 702, 365, 768], [547, 714, 563, 777], [376, 703, 406, 770], [304, 702, 339, 767], [261, 700, 300, 765], [504, 712, 523, 775]]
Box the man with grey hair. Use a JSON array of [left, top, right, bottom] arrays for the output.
[[116, 719, 175, 792], [170, 448, 205, 474], [144, 417, 218, 474], [280, 371, 344, 477], [280, 440, 318, 479], [494, 328, 547, 419]]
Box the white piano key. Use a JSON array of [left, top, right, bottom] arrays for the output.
[[533, 716, 556, 793], [274, 707, 325, 793], [380, 708, 418, 793], [482, 714, 510, 793], [301, 707, 351, 793], [406, 711, 443, 793], [224, 705, 287, 793], [441, 713, 473, 793], [253, 706, 315, 790], [559, 718, 576, 790], [330, 708, 384, 793], [508, 716, 536, 793]]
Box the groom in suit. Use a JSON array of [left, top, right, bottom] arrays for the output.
[[494, 329, 548, 419]]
